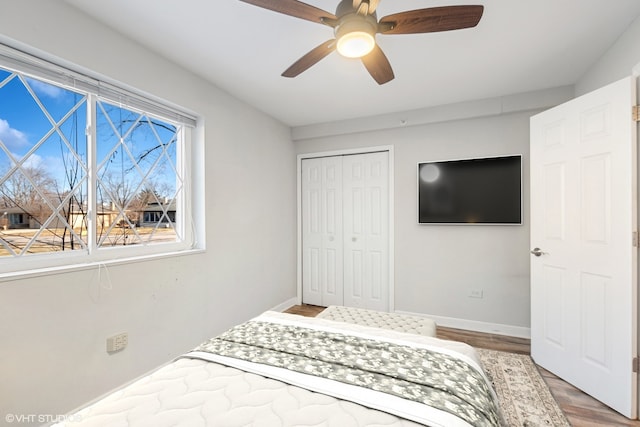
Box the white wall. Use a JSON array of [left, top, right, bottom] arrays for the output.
[[293, 12, 640, 336], [575, 14, 640, 94], [295, 106, 540, 335], [0, 0, 296, 423]]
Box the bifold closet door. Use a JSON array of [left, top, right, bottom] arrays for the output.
[[301, 152, 389, 311], [342, 152, 389, 312], [301, 156, 344, 307]]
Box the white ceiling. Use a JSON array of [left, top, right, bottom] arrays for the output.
[[64, 0, 640, 127]]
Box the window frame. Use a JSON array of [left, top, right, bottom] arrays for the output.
[[0, 44, 199, 277]]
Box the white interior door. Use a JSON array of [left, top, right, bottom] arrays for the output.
[[343, 152, 389, 311], [301, 157, 344, 306], [301, 151, 390, 310], [530, 76, 637, 418]]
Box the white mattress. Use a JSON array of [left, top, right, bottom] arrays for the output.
[[54, 312, 496, 427], [59, 357, 422, 427]]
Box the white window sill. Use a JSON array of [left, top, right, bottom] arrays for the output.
[[0, 248, 205, 283]]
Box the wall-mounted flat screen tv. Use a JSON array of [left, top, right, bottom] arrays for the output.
[[418, 155, 522, 224]]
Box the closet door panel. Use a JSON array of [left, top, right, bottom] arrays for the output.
[[321, 157, 344, 306], [301, 157, 343, 306], [302, 158, 323, 305], [343, 152, 389, 311]]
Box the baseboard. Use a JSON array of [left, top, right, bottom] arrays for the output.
[[270, 297, 299, 313], [394, 310, 531, 339]]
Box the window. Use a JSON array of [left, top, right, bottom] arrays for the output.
[[8, 213, 25, 225], [0, 49, 197, 273]]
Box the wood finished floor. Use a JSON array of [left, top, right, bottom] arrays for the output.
[[284, 304, 640, 427]]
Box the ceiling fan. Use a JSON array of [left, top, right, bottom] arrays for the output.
[[239, 0, 484, 85]]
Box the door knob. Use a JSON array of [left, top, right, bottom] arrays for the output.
[[530, 247, 547, 257]]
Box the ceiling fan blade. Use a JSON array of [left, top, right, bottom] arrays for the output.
[[361, 44, 394, 85], [379, 5, 484, 35], [239, 0, 336, 25], [282, 39, 337, 78]]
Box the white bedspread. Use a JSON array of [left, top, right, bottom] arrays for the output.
[[187, 312, 502, 427], [54, 312, 503, 427]]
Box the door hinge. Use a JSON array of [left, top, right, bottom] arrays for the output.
[[633, 357, 639, 373], [634, 105, 640, 122], [634, 231, 638, 247]]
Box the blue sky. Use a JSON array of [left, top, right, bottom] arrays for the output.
[[0, 66, 179, 203], [0, 68, 86, 174]]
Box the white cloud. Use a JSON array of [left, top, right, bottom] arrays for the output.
[[0, 118, 29, 149], [26, 78, 64, 99], [21, 152, 44, 169]]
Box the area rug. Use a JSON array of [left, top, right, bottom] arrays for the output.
[[477, 348, 571, 427]]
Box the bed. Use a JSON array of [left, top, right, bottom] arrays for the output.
[[54, 309, 504, 427]]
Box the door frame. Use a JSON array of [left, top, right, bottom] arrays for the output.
[[296, 145, 395, 311], [635, 63, 640, 414]]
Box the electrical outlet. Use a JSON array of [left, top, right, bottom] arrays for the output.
[[106, 332, 128, 353], [469, 289, 484, 298]]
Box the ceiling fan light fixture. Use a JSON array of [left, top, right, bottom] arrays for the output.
[[335, 18, 376, 58], [337, 31, 375, 58]]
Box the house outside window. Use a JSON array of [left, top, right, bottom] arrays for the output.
[[0, 47, 198, 273]]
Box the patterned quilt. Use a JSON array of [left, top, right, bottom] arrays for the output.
[[186, 312, 503, 427]]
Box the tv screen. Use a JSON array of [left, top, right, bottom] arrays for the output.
[[418, 155, 522, 224]]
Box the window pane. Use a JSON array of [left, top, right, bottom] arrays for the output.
[[95, 100, 181, 248], [0, 68, 88, 256], [0, 56, 188, 266]]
